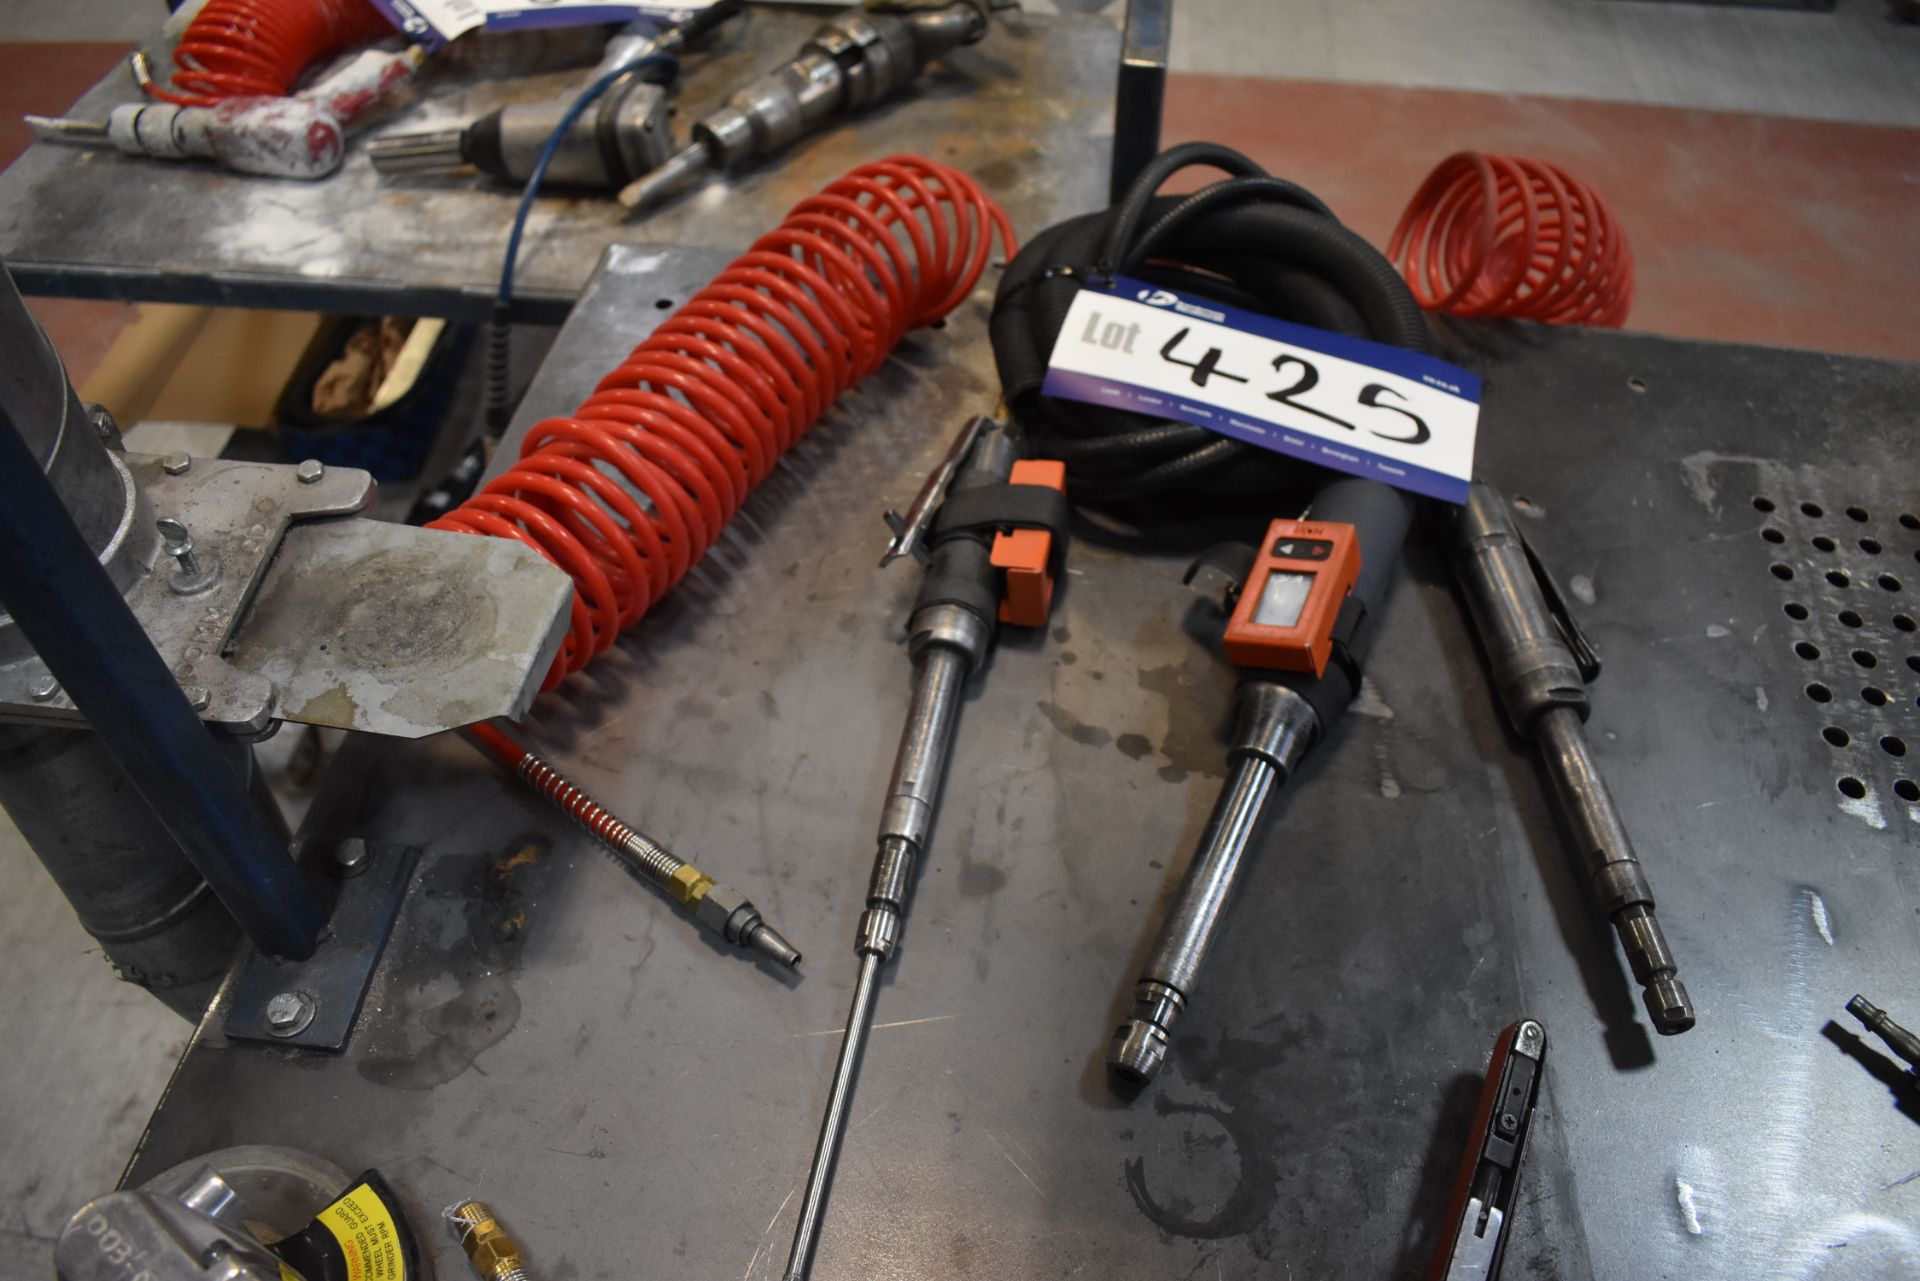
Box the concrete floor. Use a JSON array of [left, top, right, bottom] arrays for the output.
[[1, 0, 1916, 1274]]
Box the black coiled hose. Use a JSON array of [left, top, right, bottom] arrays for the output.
[[991, 142, 1433, 502], [991, 142, 1437, 729]]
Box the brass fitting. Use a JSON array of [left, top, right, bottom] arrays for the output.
[[667, 863, 714, 905], [447, 1200, 532, 1281]]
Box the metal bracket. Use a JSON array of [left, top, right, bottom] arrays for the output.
[[224, 840, 421, 1052], [0, 454, 372, 734], [0, 452, 573, 738]]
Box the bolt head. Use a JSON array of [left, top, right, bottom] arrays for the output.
[[181, 684, 211, 711], [161, 452, 192, 476], [28, 674, 59, 701], [264, 990, 315, 1036], [296, 459, 325, 484], [333, 838, 374, 875]]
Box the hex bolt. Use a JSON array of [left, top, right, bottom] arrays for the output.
[[161, 452, 192, 476], [181, 684, 211, 711], [86, 404, 119, 442], [156, 518, 221, 594], [29, 673, 59, 701], [157, 518, 201, 576], [296, 459, 325, 484], [264, 991, 316, 1037], [333, 838, 374, 877]]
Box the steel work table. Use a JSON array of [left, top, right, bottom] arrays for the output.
[[0, 7, 1118, 320], [125, 242, 1920, 1280]]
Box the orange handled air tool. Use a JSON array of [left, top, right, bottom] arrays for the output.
[[1111, 475, 1413, 1087], [784, 414, 1067, 1281]]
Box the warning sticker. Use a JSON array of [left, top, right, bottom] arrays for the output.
[[318, 1184, 409, 1281]]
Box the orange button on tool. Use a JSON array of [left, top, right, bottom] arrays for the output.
[[1223, 518, 1362, 676], [991, 459, 1067, 627]]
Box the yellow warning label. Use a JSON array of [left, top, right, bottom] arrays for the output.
[[318, 1183, 408, 1281]]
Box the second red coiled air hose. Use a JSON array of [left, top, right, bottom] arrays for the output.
[[433, 156, 1015, 690], [1388, 151, 1633, 327]]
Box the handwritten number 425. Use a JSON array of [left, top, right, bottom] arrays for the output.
[[1158, 328, 1431, 445]]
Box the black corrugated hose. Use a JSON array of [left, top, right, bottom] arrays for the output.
[[990, 142, 1433, 503], [990, 141, 1438, 730]]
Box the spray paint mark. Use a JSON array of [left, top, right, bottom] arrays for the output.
[[1569, 573, 1596, 605], [1808, 893, 1835, 947], [1754, 686, 1769, 713], [1706, 623, 1731, 639], [1350, 680, 1394, 720], [1839, 791, 1887, 830], [1348, 680, 1398, 797], [1675, 1179, 1705, 1236]]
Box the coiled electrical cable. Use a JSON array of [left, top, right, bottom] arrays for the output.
[[1388, 151, 1633, 327], [141, 0, 392, 108], [991, 142, 1433, 504], [434, 155, 1013, 689]]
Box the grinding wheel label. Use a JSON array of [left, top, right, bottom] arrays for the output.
[[316, 1185, 407, 1281], [1043, 274, 1481, 502]]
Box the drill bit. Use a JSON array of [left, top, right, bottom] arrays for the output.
[[468, 723, 800, 969], [1846, 995, 1920, 1080]]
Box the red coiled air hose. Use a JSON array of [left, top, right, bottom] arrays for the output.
[[433, 156, 1015, 690], [1388, 151, 1634, 328], [144, 0, 392, 107]]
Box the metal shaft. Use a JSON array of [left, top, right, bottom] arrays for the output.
[[1111, 753, 1276, 1086], [785, 951, 883, 1281], [784, 637, 972, 1280], [24, 115, 108, 144], [1109, 682, 1317, 1086], [1534, 705, 1692, 1034], [366, 128, 466, 173], [618, 140, 712, 213]]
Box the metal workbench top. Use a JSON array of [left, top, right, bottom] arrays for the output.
[[0, 7, 1117, 320], [126, 243, 1920, 1280]]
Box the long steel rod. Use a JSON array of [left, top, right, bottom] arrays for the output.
[[784, 639, 972, 1280], [784, 952, 883, 1280]]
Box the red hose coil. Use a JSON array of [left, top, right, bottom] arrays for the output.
[[1387, 152, 1634, 328], [432, 156, 1016, 691], [144, 0, 392, 107]]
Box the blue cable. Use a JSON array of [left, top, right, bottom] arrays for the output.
[[480, 52, 678, 434], [497, 52, 679, 305]]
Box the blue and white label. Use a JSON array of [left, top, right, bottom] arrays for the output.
[[1042, 275, 1480, 503], [373, 0, 711, 48]]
